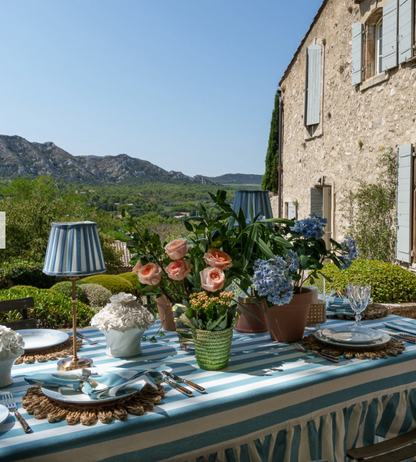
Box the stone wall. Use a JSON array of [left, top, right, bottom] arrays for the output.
[[278, 0, 416, 241]]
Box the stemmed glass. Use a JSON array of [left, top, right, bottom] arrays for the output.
[[346, 283, 371, 328]]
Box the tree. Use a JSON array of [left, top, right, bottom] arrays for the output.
[[261, 90, 280, 192]]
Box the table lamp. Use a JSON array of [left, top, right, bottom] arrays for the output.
[[232, 190, 273, 223], [43, 221, 106, 370]]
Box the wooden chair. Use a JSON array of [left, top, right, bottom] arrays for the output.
[[0, 298, 37, 330], [347, 429, 416, 461]]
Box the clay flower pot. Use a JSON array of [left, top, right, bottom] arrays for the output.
[[264, 288, 314, 343], [155, 295, 176, 331], [235, 295, 268, 333]]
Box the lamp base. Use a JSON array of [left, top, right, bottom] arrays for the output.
[[57, 356, 93, 371]]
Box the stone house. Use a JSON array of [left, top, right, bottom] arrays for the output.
[[271, 0, 416, 264]]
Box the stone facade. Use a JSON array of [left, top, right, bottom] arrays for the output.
[[271, 0, 416, 247]]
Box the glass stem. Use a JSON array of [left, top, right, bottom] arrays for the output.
[[355, 312, 362, 327]]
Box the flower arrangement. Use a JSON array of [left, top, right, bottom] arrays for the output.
[[91, 292, 155, 332], [0, 325, 25, 361], [252, 214, 358, 307]]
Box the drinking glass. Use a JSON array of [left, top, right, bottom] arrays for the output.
[[346, 283, 371, 327]]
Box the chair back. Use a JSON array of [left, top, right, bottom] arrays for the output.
[[0, 297, 37, 330]]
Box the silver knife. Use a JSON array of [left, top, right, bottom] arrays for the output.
[[162, 371, 206, 394], [162, 375, 193, 396]]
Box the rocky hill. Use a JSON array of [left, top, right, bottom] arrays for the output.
[[0, 135, 216, 185], [207, 173, 263, 185]]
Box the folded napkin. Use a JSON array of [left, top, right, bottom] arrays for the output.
[[384, 320, 416, 335], [326, 296, 352, 308], [25, 369, 163, 400]]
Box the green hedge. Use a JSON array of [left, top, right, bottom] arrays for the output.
[[321, 259, 416, 303], [0, 286, 94, 329], [51, 281, 88, 304], [79, 274, 134, 295], [0, 260, 56, 290], [79, 283, 112, 309], [118, 272, 139, 294]]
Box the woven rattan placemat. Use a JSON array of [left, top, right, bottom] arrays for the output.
[[15, 337, 83, 364], [302, 333, 405, 360], [327, 304, 388, 320], [22, 384, 165, 425]]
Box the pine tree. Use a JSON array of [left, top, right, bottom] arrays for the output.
[[261, 90, 280, 192]]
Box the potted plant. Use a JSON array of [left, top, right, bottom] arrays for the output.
[[174, 291, 237, 370], [0, 325, 24, 387], [91, 292, 155, 357], [252, 214, 358, 342]]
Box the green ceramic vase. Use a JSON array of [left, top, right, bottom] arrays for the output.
[[192, 327, 233, 370]]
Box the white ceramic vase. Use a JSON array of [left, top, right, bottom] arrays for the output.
[[0, 350, 23, 388], [102, 327, 145, 358]]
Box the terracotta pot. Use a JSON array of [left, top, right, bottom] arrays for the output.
[[235, 295, 268, 333], [264, 288, 314, 342], [155, 295, 176, 331]]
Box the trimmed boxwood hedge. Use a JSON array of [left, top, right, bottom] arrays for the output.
[[0, 286, 94, 329], [51, 281, 88, 303], [321, 259, 416, 303], [78, 274, 134, 295], [0, 261, 57, 290], [79, 283, 112, 309]]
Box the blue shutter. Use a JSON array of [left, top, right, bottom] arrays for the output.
[[399, 0, 413, 62], [396, 144, 413, 263], [311, 188, 323, 217], [287, 202, 297, 220], [383, 0, 398, 70], [352, 22, 363, 85], [306, 45, 322, 126]]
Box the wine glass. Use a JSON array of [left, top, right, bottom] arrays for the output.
[[346, 283, 371, 328]]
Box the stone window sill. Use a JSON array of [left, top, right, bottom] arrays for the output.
[[360, 71, 389, 91]]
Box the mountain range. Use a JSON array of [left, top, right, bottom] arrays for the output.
[[0, 135, 263, 186]]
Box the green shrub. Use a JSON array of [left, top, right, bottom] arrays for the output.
[[79, 283, 112, 309], [0, 286, 94, 329], [0, 260, 56, 290], [321, 259, 416, 303], [78, 274, 134, 295], [51, 281, 87, 303], [118, 272, 139, 294]]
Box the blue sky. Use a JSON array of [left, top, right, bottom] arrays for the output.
[[0, 0, 322, 177]]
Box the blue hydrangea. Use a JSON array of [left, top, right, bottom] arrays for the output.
[[284, 250, 299, 274], [251, 257, 294, 306], [290, 214, 327, 240], [339, 236, 358, 269]]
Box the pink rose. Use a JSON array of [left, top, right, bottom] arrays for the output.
[[166, 259, 192, 281], [200, 267, 226, 292], [165, 238, 191, 260], [203, 249, 233, 270], [132, 260, 143, 275], [138, 263, 162, 285]]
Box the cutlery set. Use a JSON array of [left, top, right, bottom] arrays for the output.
[[161, 371, 206, 396], [1, 392, 32, 433], [294, 343, 339, 363]]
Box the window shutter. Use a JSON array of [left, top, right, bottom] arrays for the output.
[[287, 202, 297, 220], [310, 188, 323, 217], [352, 22, 363, 85], [305, 45, 322, 126], [383, 0, 399, 70], [396, 144, 413, 263], [399, 0, 413, 62]]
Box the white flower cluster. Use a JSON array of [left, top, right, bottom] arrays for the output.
[[91, 292, 155, 332], [0, 325, 25, 361]]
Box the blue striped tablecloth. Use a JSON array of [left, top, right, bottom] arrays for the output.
[[1, 316, 416, 462]]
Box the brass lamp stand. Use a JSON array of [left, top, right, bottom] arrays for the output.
[[57, 276, 93, 371]]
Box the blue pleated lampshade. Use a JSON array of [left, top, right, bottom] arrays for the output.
[[43, 221, 106, 276], [232, 190, 273, 223]]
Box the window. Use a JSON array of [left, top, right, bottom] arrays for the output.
[[304, 43, 323, 137], [375, 18, 383, 74]]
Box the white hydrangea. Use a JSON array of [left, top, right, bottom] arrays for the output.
[[0, 325, 25, 361], [91, 292, 155, 332]]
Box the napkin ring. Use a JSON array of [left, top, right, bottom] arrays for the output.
[[77, 368, 96, 391]]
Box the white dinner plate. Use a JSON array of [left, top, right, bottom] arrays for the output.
[[16, 329, 69, 351], [314, 329, 390, 349], [0, 404, 9, 425], [41, 386, 136, 405], [321, 326, 383, 344]]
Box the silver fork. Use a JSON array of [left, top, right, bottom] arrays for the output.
[[2, 392, 32, 433], [294, 343, 339, 363], [76, 332, 100, 345]]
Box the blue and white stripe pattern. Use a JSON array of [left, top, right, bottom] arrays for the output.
[[232, 190, 273, 223], [2, 316, 416, 462], [43, 221, 106, 276]]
